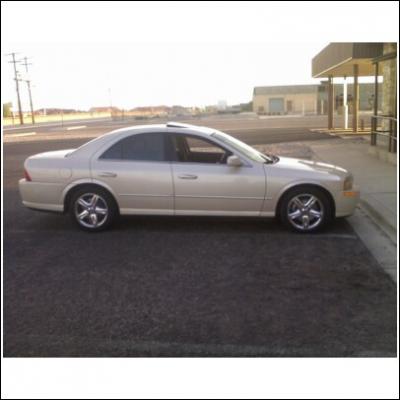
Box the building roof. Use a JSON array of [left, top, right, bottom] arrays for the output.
[[253, 84, 319, 96], [312, 43, 385, 78]]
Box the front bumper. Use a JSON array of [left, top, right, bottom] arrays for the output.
[[335, 187, 360, 217]]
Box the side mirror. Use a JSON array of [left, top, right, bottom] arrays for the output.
[[227, 155, 243, 167]]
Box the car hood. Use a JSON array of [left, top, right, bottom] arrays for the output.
[[267, 156, 349, 180]]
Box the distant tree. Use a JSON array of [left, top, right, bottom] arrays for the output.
[[3, 102, 13, 118]]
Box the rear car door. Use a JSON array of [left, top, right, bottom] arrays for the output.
[[90, 132, 174, 215]]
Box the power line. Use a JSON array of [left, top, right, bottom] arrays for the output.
[[6, 52, 24, 125], [19, 56, 35, 124]]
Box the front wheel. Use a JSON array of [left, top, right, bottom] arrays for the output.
[[70, 187, 117, 232], [279, 187, 332, 233]]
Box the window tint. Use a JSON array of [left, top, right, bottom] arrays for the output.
[[100, 141, 122, 159], [100, 133, 166, 161]]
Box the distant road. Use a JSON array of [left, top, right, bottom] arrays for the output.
[[3, 112, 372, 136], [3, 116, 114, 132], [3, 114, 349, 145], [4, 117, 338, 148]]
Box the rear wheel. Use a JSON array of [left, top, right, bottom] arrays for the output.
[[279, 186, 332, 233], [70, 187, 117, 232]]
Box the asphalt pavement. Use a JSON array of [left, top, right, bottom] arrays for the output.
[[3, 117, 397, 357], [3, 114, 338, 144]]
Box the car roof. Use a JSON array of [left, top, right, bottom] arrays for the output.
[[109, 122, 215, 136], [70, 122, 216, 157]]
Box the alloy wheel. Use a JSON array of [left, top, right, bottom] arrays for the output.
[[287, 193, 324, 231], [74, 193, 109, 229]]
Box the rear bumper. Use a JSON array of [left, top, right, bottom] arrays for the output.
[[19, 179, 64, 212], [335, 188, 360, 217]]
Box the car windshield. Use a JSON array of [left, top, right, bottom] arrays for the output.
[[212, 131, 276, 163]]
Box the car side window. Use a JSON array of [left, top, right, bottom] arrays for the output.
[[171, 134, 231, 164], [100, 133, 166, 161]]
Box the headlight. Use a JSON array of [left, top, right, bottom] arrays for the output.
[[343, 174, 353, 191]]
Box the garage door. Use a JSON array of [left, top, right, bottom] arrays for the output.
[[269, 98, 284, 114]]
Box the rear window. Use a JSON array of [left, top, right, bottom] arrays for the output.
[[100, 132, 166, 161]]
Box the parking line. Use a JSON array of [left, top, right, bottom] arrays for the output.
[[66, 125, 87, 130], [5, 132, 36, 137], [318, 233, 358, 239]]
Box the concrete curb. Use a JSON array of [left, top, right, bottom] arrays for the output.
[[359, 199, 397, 245], [310, 128, 371, 136], [348, 207, 397, 283]]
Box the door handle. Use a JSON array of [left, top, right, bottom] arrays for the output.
[[98, 172, 117, 178], [178, 174, 198, 180]]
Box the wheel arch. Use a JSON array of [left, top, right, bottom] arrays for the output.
[[62, 180, 119, 214], [275, 183, 336, 219]]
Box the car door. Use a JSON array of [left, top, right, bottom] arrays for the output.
[[169, 132, 266, 216], [90, 132, 174, 215]]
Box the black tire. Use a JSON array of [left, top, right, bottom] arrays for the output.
[[279, 186, 332, 233], [69, 186, 118, 232]]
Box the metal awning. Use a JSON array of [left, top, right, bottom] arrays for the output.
[[312, 43, 384, 77]]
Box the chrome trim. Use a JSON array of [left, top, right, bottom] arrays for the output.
[[119, 193, 173, 197], [118, 193, 263, 200], [98, 171, 117, 177], [178, 174, 198, 179], [176, 194, 264, 200]]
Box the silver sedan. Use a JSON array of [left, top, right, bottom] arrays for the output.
[[19, 122, 359, 232]]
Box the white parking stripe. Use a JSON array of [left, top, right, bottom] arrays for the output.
[[318, 233, 358, 239], [66, 125, 87, 130], [5, 132, 36, 137]]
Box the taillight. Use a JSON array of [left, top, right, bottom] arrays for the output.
[[24, 169, 32, 181]]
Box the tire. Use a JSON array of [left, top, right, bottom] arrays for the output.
[[279, 186, 332, 233], [70, 186, 117, 232]]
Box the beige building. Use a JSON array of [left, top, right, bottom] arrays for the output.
[[253, 83, 381, 116], [253, 85, 321, 115]]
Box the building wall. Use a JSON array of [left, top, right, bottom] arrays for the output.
[[332, 83, 382, 111], [382, 43, 397, 117], [254, 83, 383, 115], [253, 92, 318, 115]]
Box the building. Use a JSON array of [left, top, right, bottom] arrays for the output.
[[253, 83, 382, 116], [311, 42, 397, 161], [253, 84, 321, 115]]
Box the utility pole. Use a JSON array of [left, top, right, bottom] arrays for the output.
[[7, 52, 24, 125], [20, 56, 35, 124]]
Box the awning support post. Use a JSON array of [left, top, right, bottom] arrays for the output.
[[353, 64, 359, 132], [343, 76, 348, 129], [328, 76, 334, 130]]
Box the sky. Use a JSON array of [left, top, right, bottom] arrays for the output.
[[2, 2, 398, 111], [2, 42, 329, 110]]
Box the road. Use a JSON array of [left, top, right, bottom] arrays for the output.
[[3, 114, 345, 144], [3, 116, 396, 357]]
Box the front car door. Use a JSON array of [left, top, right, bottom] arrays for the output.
[[90, 131, 174, 215], [168, 131, 266, 216]]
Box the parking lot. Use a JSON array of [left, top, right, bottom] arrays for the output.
[[3, 117, 397, 357]]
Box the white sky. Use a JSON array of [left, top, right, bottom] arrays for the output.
[[2, 2, 398, 111]]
